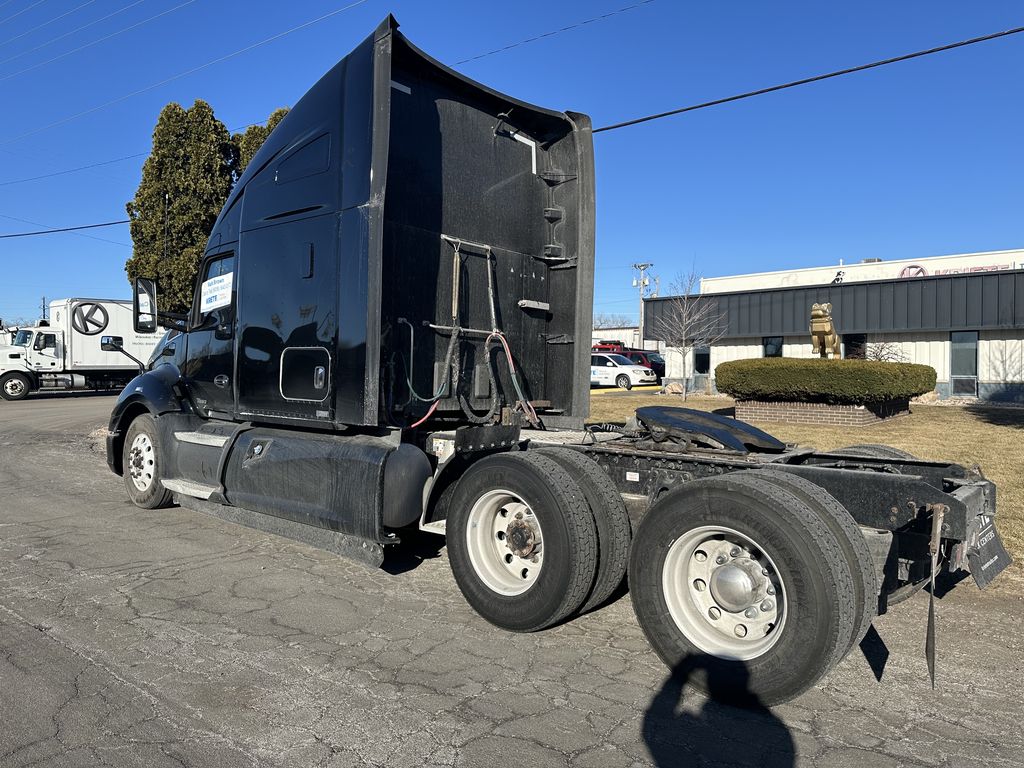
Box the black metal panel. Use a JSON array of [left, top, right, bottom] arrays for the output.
[[645, 269, 1024, 340]]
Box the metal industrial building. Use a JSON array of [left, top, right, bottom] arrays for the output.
[[644, 249, 1024, 402]]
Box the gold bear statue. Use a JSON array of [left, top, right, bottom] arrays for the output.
[[810, 303, 841, 358]]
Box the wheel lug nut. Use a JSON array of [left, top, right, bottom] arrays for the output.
[[715, 555, 727, 565], [744, 607, 758, 619], [694, 551, 707, 562], [729, 547, 741, 558], [762, 568, 770, 576], [693, 579, 706, 592], [734, 624, 747, 638], [708, 606, 721, 620], [761, 600, 774, 612], [766, 585, 776, 596]]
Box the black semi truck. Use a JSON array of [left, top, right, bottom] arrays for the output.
[[104, 16, 1010, 705]]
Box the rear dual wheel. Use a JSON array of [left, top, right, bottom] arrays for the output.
[[629, 471, 873, 706], [446, 448, 632, 632]]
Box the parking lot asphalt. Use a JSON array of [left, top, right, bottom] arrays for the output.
[[1, 396, 1023, 768]]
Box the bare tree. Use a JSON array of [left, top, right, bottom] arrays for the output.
[[652, 270, 726, 400], [866, 340, 908, 363], [593, 313, 633, 330]]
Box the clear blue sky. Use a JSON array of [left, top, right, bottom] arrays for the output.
[[0, 1, 1021, 324]]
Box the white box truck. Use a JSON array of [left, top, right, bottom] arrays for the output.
[[0, 299, 159, 401]]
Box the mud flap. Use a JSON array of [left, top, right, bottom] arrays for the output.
[[966, 516, 1013, 589]]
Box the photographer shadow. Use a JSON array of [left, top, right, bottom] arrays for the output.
[[642, 655, 795, 767]]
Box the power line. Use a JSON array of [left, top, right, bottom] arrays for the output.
[[454, 0, 655, 65], [0, 0, 46, 28], [1, 0, 371, 145], [0, 0, 98, 50], [0, 152, 147, 186], [0, 117, 271, 187], [0, 0, 191, 79], [0, 219, 130, 239], [594, 24, 1024, 133]]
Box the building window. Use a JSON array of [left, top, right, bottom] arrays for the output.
[[843, 334, 867, 359], [950, 331, 978, 397], [694, 347, 710, 374], [762, 336, 783, 358]]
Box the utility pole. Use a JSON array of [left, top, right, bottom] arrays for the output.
[[632, 263, 654, 346]]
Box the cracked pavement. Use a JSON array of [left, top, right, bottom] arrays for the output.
[[1, 395, 1022, 767]]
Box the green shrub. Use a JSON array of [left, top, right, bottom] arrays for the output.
[[715, 358, 937, 405]]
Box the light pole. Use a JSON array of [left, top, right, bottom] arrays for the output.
[[632, 262, 654, 347]]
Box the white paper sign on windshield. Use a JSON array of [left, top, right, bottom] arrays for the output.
[[200, 272, 234, 313]]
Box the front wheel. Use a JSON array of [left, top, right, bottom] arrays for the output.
[[615, 374, 632, 390], [446, 452, 598, 632], [122, 414, 173, 509], [629, 474, 857, 706], [0, 372, 32, 401]]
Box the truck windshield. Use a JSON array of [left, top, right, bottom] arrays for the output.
[[13, 330, 32, 346]]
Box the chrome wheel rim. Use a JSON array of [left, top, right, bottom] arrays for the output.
[[466, 489, 544, 595], [663, 525, 787, 660], [127, 433, 156, 492], [3, 378, 25, 397]]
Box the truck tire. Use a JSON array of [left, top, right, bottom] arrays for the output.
[[122, 414, 174, 509], [736, 470, 878, 654], [831, 444, 918, 461], [0, 372, 32, 401], [446, 451, 598, 632], [629, 474, 857, 706], [534, 446, 632, 614], [615, 374, 632, 390]]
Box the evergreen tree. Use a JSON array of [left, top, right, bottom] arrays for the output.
[[125, 100, 237, 313], [234, 107, 289, 177], [125, 103, 290, 312]]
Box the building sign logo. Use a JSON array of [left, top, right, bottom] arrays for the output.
[[899, 265, 928, 278], [72, 303, 109, 335]]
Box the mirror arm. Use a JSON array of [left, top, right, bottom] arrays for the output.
[[157, 311, 188, 332], [111, 347, 146, 375]]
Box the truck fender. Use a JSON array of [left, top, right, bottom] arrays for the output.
[[106, 364, 185, 475]]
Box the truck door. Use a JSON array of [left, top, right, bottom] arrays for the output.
[[30, 331, 61, 371], [235, 216, 337, 423], [182, 253, 237, 419]]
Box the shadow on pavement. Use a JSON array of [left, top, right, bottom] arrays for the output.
[[382, 528, 445, 575], [642, 655, 794, 767]]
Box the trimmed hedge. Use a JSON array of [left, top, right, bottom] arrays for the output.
[[715, 358, 937, 405]]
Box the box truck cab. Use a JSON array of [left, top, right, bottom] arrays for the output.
[[0, 299, 159, 401]]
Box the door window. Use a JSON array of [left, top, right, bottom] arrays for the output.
[[950, 331, 978, 397], [196, 254, 236, 337]]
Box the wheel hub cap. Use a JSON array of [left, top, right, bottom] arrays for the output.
[[662, 526, 787, 661], [709, 557, 767, 612], [466, 492, 544, 596], [506, 518, 537, 558]]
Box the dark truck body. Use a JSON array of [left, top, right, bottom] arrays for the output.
[[105, 16, 1009, 704]]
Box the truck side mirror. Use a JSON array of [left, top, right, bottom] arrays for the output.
[[134, 277, 158, 334], [101, 335, 124, 352]]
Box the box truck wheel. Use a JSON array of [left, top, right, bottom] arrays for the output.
[[122, 414, 173, 509], [628, 474, 857, 706], [446, 452, 598, 632], [534, 446, 632, 614], [0, 372, 32, 401]]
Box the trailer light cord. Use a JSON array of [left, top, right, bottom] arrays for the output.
[[593, 23, 1024, 133]]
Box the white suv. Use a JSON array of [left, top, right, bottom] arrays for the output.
[[590, 353, 656, 390]]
